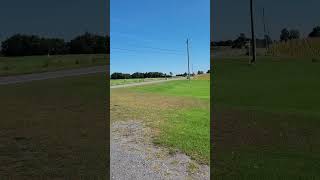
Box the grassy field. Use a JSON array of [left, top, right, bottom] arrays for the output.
[[213, 56, 320, 179], [0, 54, 108, 76], [111, 78, 210, 164], [0, 74, 107, 177], [110, 78, 166, 86]]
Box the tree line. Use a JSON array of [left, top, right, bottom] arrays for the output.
[[0, 32, 110, 57], [112, 70, 210, 79], [111, 72, 173, 79], [211, 25, 320, 47], [212, 33, 272, 49]]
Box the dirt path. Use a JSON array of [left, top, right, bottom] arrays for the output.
[[110, 78, 185, 89], [111, 120, 209, 180], [0, 66, 107, 85]]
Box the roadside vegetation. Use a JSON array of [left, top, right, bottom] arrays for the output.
[[0, 32, 109, 76], [0, 54, 108, 76], [111, 78, 168, 86], [111, 77, 210, 164]]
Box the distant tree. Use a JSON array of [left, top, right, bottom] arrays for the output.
[[131, 72, 145, 79], [0, 34, 65, 56], [213, 40, 234, 47], [280, 28, 290, 42], [69, 32, 108, 54], [111, 72, 125, 79], [232, 33, 249, 48], [207, 69, 210, 74], [197, 70, 204, 75], [309, 26, 320, 38], [289, 29, 300, 40]]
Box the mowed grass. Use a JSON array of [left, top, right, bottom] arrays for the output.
[[0, 54, 108, 76], [111, 79, 210, 164], [110, 78, 165, 86], [0, 74, 107, 177], [132, 80, 210, 100], [213, 56, 320, 179]]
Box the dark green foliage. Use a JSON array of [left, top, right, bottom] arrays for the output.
[[309, 26, 320, 38], [176, 72, 188, 77], [111, 72, 131, 79], [289, 29, 300, 40], [232, 33, 249, 49], [111, 72, 171, 79], [69, 32, 109, 54], [280, 28, 290, 42], [197, 70, 204, 75], [280, 28, 300, 41], [1, 33, 110, 57], [212, 33, 272, 49]]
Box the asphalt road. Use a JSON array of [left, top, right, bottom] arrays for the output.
[[0, 66, 107, 85]]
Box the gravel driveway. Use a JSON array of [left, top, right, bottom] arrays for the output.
[[111, 120, 209, 180]]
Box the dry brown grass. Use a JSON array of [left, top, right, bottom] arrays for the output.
[[193, 74, 210, 80], [268, 38, 320, 57]]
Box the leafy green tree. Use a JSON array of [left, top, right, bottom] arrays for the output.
[[280, 28, 290, 42], [232, 33, 249, 48], [289, 29, 300, 40], [197, 71, 204, 75], [309, 26, 320, 38]]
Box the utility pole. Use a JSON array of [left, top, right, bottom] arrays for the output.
[[262, 8, 268, 50], [192, 63, 194, 76], [186, 38, 190, 80], [250, 0, 256, 64]]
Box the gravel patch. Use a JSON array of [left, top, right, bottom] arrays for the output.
[[111, 120, 209, 180]]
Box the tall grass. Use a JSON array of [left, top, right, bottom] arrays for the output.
[[268, 38, 320, 57]]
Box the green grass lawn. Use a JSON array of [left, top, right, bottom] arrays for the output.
[[111, 79, 210, 164], [132, 80, 210, 100], [110, 78, 165, 86], [0, 74, 107, 177], [213, 56, 320, 179], [0, 54, 107, 76]]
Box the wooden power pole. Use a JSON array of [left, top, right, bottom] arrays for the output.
[[250, 0, 256, 64], [186, 39, 190, 80], [262, 8, 269, 50]]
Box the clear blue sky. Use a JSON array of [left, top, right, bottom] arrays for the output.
[[212, 0, 320, 41], [0, 0, 108, 42], [111, 0, 210, 75]]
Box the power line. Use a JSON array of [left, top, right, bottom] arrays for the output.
[[124, 44, 184, 52], [111, 43, 184, 52], [111, 47, 184, 55]]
